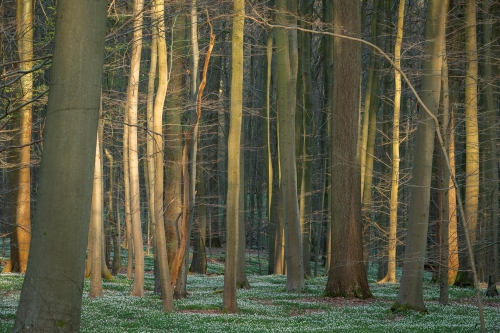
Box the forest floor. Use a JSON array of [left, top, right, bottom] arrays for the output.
[[1, 248, 500, 332]]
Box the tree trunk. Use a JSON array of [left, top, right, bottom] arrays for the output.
[[164, 1, 184, 266], [439, 36, 450, 304], [190, 160, 207, 274], [222, 0, 244, 313], [146, 8, 158, 262], [460, 0, 480, 287], [151, 0, 174, 311], [276, 0, 304, 292], [483, 0, 499, 297], [379, 0, 405, 284], [105, 148, 121, 276], [392, 0, 447, 312], [127, 0, 145, 297], [13, 1, 107, 329], [299, 0, 315, 278], [89, 129, 104, 298], [325, 0, 371, 300], [3, 0, 34, 274], [237, 146, 250, 288]]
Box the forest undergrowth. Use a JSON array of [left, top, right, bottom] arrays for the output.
[[1, 249, 500, 332]]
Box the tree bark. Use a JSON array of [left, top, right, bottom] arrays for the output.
[[13, 1, 107, 330], [324, 0, 371, 300]]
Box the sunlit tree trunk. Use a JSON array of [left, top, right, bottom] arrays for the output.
[[13, 1, 107, 329], [146, 12, 158, 263], [126, 0, 145, 297], [458, 0, 480, 287], [325, 0, 371, 300], [379, 0, 405, 284], [89, 127, 104, 298], [3, 0, 34, 274], [223, 0, 244, 313], [392, 0, 447, 312], [123, 104, 133, 280]]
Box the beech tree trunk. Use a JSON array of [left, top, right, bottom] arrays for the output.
[[392, 0, 447, 312], [126, 0, 145, 297], [223, 0, 244, 313], [13, 1, 107, 330]]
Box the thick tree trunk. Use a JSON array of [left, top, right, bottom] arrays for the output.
[[223, 0, 244, 313], [13, 1, 107, 330], [325, 0, 371, 300], [392, 0, 447, 312], [461, 0, 480, 287]]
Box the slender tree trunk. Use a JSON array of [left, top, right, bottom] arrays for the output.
[[105, 148, 120, 276], [223, 0, 244, 313], [191, 159, 207, 274], [146, 11, 158, 263], [392, 0, 447, 312], [151, 0, 174, 311], [90, 129, 104, 298], [300, 0, 315, 278], [4, 0, 34, 274], [123, 107, 134, 280], [237, 146, 250, 288], [359, 0, 379, 198], [483, 0, 499, 297], [325, 0, 371, 300], [13, 1, 107, 329], [439, 37, 450, 304], [263, 25, 276, 274], [126, 0, 145, 297], [379, 0, 405, 284], [447, 108, 459, 284], [276, 0, 304, 292]]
